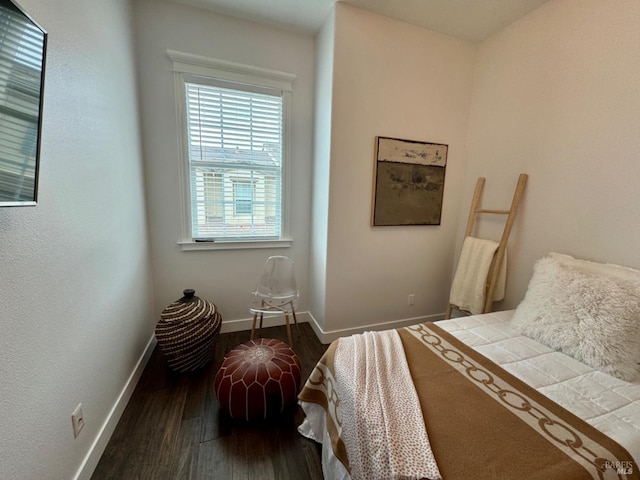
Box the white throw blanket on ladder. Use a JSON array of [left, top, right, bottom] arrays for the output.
[[449, 236, 506, 315]]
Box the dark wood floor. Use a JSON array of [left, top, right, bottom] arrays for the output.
[[92, 322, 328, 480]]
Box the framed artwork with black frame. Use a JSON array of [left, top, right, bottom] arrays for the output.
[[0, 0, 47, 206], [371, 136, 448, 226]]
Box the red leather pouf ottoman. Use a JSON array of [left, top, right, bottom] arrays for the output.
[[215, 338, 302, 421]]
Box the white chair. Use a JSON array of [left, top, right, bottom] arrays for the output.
[[249, 255, 299, 345]]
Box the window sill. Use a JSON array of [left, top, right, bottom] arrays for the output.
[[178, 238, 292, 251]]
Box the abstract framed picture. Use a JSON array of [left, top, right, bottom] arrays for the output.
[[371, 136, 448, 226]]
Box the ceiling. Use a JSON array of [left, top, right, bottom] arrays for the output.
[[170, 0, 550, 42]]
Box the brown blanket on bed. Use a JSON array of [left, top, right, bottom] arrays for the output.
[[299, 322, 639, 480]]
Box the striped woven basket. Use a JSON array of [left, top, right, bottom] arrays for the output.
[[155, 289, 222, 372]]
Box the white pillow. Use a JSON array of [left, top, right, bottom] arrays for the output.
[[548, 252, 640, 281], [511, 253, 640, 381]]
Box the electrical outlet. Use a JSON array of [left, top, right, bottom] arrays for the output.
[[72, 404, 85, 438], [408, 294, 415, 306]]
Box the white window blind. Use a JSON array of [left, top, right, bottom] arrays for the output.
[[185, 81, 284, 241]]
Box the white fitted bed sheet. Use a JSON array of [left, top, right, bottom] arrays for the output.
[[439, 310, 640, 465]]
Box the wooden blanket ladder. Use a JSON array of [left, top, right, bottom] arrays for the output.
[[446, 173, 528, 319]]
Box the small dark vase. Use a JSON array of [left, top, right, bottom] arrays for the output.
[[155, 289, 222, 372]]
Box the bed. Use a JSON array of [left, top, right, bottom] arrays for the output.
[[298, 253, 640, 479]]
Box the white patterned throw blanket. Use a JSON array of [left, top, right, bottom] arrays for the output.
[[300, 329, 441, 480]]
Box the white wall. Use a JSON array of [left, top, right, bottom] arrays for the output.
[[0, 0, 155, 479], [463, 0, 640, 308], [133, 0, 315, 329], [315, 4, 476, 338], [309, 8, 335, 333]]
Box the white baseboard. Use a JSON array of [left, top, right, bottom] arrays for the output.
[[220, 310, 446, 343], [220, 311, 311, 334], [306, 312, 447, 344], [73, 334, 157, 480]]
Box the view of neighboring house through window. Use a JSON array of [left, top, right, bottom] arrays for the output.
[[185, 79, 284, 241]]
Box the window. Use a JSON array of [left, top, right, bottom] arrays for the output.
[[169, 51, 295, 249], [233, 180, 254, 216]]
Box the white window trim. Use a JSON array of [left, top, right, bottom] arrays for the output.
[[168, 50, 295, 251]]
